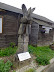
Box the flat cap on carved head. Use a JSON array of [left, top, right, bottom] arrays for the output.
[[22, 4, 35, 19]]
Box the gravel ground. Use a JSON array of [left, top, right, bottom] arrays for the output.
[[16, 54, 39, 72]]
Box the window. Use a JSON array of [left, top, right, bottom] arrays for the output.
[[0, 17, 2, 33], [42, 26, 52, 33]]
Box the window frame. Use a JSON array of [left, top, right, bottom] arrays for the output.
[[0, 16, 3, 33]]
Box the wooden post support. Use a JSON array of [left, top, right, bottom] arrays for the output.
[[53, 28, 54, 42]]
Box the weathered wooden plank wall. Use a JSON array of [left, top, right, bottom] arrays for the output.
[[38, 25, 53, 46], [0, 9, 22, 47], [0, 9, 53, 47]]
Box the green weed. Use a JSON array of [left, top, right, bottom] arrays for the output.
[[28, 45, 54, 65], [0, 43, 17, 57], [25, 68, 36, 72], [0, 60, 13, 72]]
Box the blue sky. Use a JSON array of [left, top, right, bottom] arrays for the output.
[[0, 0, 54, 21]]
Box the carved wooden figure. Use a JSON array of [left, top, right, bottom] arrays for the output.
[[18, 4, 35, 53]]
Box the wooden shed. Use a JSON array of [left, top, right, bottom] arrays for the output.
[[0, 2, 54, 47]]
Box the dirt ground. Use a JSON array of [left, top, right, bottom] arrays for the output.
[[0, 54, 39, 72]]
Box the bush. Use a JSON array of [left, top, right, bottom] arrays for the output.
[[9, 42, 16, 48], [28, 45, 36, 54], [28, 45, 54, 65], [25, 68, 35, 72], [0, 44, 17, 57], [0, 60, 13, 72], [36, 56, 50, 65]]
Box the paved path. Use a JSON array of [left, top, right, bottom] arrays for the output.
[[36, 58, 54, 72], [43, 63, 54, 72], [46, 63, 54, 72]]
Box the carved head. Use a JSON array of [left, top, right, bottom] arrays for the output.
[[22, 4, 35, 19]]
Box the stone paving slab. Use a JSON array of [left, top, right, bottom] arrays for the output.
[[16, 57, 54, 72], [36, 58, 54, 72], [43, 63, 54, 72]]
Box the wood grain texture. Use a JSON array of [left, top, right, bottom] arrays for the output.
[[0, 9, 21, 47]]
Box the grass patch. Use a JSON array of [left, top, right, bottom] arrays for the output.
[[13, 70, 16, 72], [28, 45, 54, 65], [0, 43, 17, 57], [25, 68, 36, 72], [0, 60, 13, 72]]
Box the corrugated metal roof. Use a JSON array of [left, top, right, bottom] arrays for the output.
[[0, 2, 54, 24]]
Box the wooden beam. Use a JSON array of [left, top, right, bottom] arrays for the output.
[[32, 19, 54, 28], [0, 9, 6, 12]]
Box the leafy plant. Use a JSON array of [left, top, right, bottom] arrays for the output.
[[28, 45, 54, 65], [9, 42, 16, 48], [0, 60, 13, 72], [36, 55, 50, 65], [25, 68, 35, 72], [13, 70, 16, 72], [0, 44, 17, 57]]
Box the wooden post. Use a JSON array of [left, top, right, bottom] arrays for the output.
[[53, 28, 54, 42], [29, 22, 39, 46], [18, 24, 24, 53], [24, 35, 29, 52], [17, 4, 35, 53]]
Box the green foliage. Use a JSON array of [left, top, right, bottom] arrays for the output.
[[0, 43, 17, 57], [28, 45, 36, 54], [28, 45, 54, 65], [0, 60, 13, 72], [9, 42, 16, 48], [13, 70, 16, 72], [25, 68, 36, 72], [53, 42, 54, 44], [36, 56, 50, 65]]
